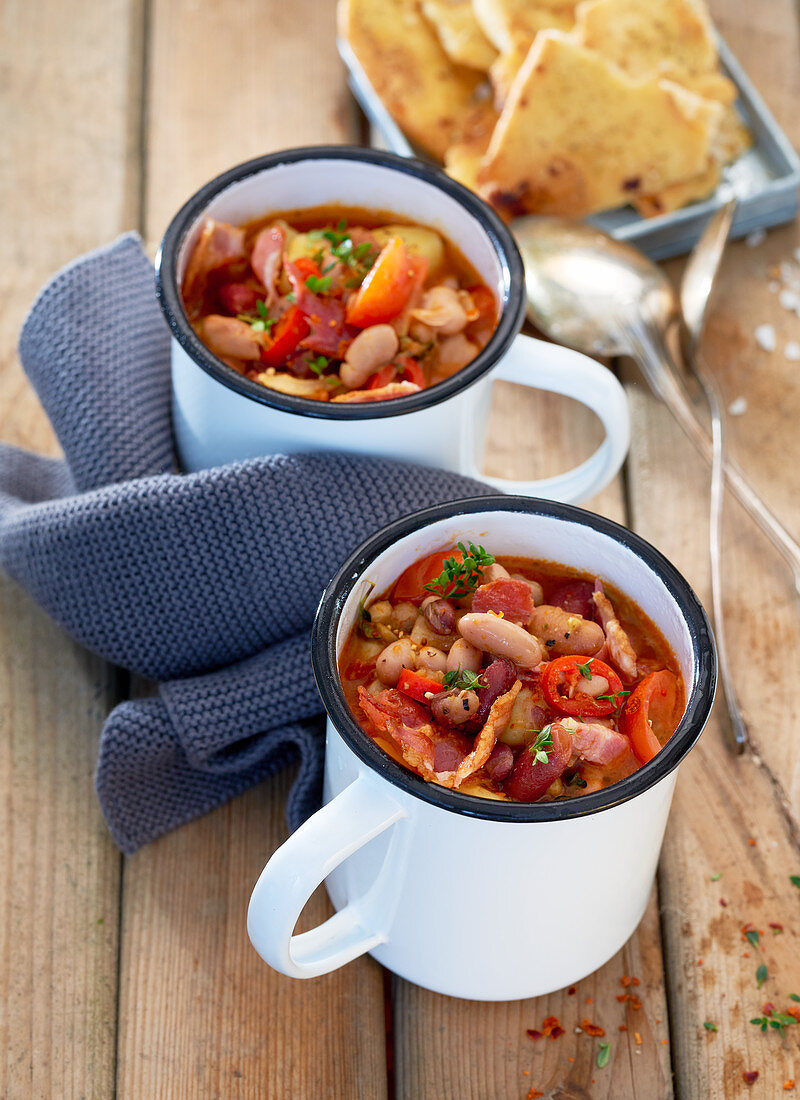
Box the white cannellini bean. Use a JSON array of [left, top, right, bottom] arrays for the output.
[[199, 315, 264, 360], [340, 324, 399, 389], [481, 563, 510, 583], [366, 600, 393, 625], [457, 613, 544, 668], [376, 636, 416, 686], [446, 638, 482, 674], [416, 645, 448, 673]]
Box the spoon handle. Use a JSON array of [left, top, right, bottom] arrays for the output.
[[625, 321, 800, 591]]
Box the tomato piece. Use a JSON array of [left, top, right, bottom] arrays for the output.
[[619, 670, 680, 764], [391, 547, 465, 604], [367, 363, 397, 389], [345, 237, 419, 327], [541, 655, 624, 718], [397, 668, 444, 703], [292, 256, 322, 281], [466, 284, 497, 323], [260, 305, 310, 367], [397, 356, 426, 389], [504, 724, 572, 802]]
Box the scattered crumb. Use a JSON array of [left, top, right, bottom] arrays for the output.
[[779, 288, 800, 310], [728, 397, 748, 416], [748, 838, 757, 846], [746, 228, 766, 247], [785, 341, 800, 361], [661, 1039, 668, 1045], [634, 1032, 642, 1045], [755, 324, 776, 351]]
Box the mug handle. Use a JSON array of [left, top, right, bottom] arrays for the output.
[[247, 772, 406, 978], [461, 334, 630, 503]]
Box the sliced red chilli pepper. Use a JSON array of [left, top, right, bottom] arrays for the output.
[[541, 655, 624, 718], [367, 363, 397, 389], [397, 356, 426, 389], [260, 305, 310, 367], [619, 669, 679, 764], [397, 668, 444, 703]]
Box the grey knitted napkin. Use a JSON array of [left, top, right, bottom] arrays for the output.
[[0, 234, 494, 852]]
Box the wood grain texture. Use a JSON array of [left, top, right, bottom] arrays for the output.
[[117, 768, 387, 1099], [116, 2, 387, 1095], [0, 0, 142, 1094], [628, 389, 800, 1097]]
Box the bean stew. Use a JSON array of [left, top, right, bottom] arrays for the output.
[[339, 542, 685, 802], [180, 207, 498, 403]]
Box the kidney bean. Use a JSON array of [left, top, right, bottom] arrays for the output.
[[504, 724, 572, 801], [422, 597, 456, 635], [484, 742, 514, 781], [548, 580, 597, 620], [462, 657, 517, 735]]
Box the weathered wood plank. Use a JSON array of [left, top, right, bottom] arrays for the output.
[[629, 388, 800, 1097], [117, 2, 387, 1095], [0, 0, 143, 1094]]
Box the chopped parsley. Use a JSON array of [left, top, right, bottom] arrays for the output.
[[790, 875, 800, 889], [596, 1041, 610, 1068], [529, 725, 554, 765], [306, 355, 330, 376], [237, 299, 278, 333], [710, 873, 722, 882], [756, 963, 768, 989], [703, 1021, 718, 1032], [286, 291, 297, 303], [443, 668, 484, 692], [305, 274, 333, 295], [423, 542, 495, 599], [744, 929, 760, 948]]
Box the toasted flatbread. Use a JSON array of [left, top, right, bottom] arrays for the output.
[[574, 0, 718, 79], [478, 31, 723, 217], [473, 0, 578, 104], [634, 102, 751, 216], [443, 101, 498, 189], [420, 0, 498, 71], [338, 0, 482, 159]]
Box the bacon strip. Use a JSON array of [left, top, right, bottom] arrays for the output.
[[472, 578, 535, 623], [559, 717, 628, 765], [592, 586, 638, 681], [357, 686, 435, 776], [250, 226, 285, 305], [332, 381, 421, 403], [284, 258, 355, 355], [183, 219, 246, 299]]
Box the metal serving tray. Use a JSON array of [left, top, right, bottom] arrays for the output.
[[339, 36, 800, 261]]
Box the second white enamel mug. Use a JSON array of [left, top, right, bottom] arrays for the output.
[[156, 147, 630, 502], [247, 496, 716, 1000]]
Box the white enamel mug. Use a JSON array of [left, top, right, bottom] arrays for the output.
[[247, 496, 716, 1001], [156, 147, 630, 501]]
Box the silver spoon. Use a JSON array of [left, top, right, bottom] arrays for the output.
[[681, 199, 747, 751], [514, 216, 800, 593]]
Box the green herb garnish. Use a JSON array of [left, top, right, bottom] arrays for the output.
[[791, 875, 800, 889], [790, 994, 800, 1003], [443, 668, 484, 692], [756, 964, 768, 989], [596, 689, 631, 704], [703, 1021, 718, 1032], [529, 725, 554, 765], [596, 1041, 610, 1068], [286, 291, 297, 304], [305, 274, 333, 295], [237, 299, 278, 333], [745, 929, 760, 948], [576, 660, 593, 680], [567, 772, 588, 789], [710, 873, 722, 882], [423, 542, 495, 599], [750, 1013, 796, 1034], [306, 355, 330, 376]]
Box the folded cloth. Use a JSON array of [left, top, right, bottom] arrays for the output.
[[0, 234, 494, 852]]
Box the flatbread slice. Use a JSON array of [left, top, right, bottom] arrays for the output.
[[478, 31, 723, 217], [472, 0, 578, 104], [339, 0, 482, 159], [420, 0, 498, 71]]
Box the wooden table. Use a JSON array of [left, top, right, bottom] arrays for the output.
[[2, 1, 800, 1096]]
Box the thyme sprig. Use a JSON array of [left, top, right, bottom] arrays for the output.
[[423, 542, 495, 599]]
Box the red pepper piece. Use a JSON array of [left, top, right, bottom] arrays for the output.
[[397, 668, 443, 704]]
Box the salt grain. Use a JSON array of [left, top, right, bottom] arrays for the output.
[[746, 228, 766, 247], [785, 341, 800, 361], [779, 289, 800, 311], [728, 397, 748, 416], [755, 323, 776, 351]]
